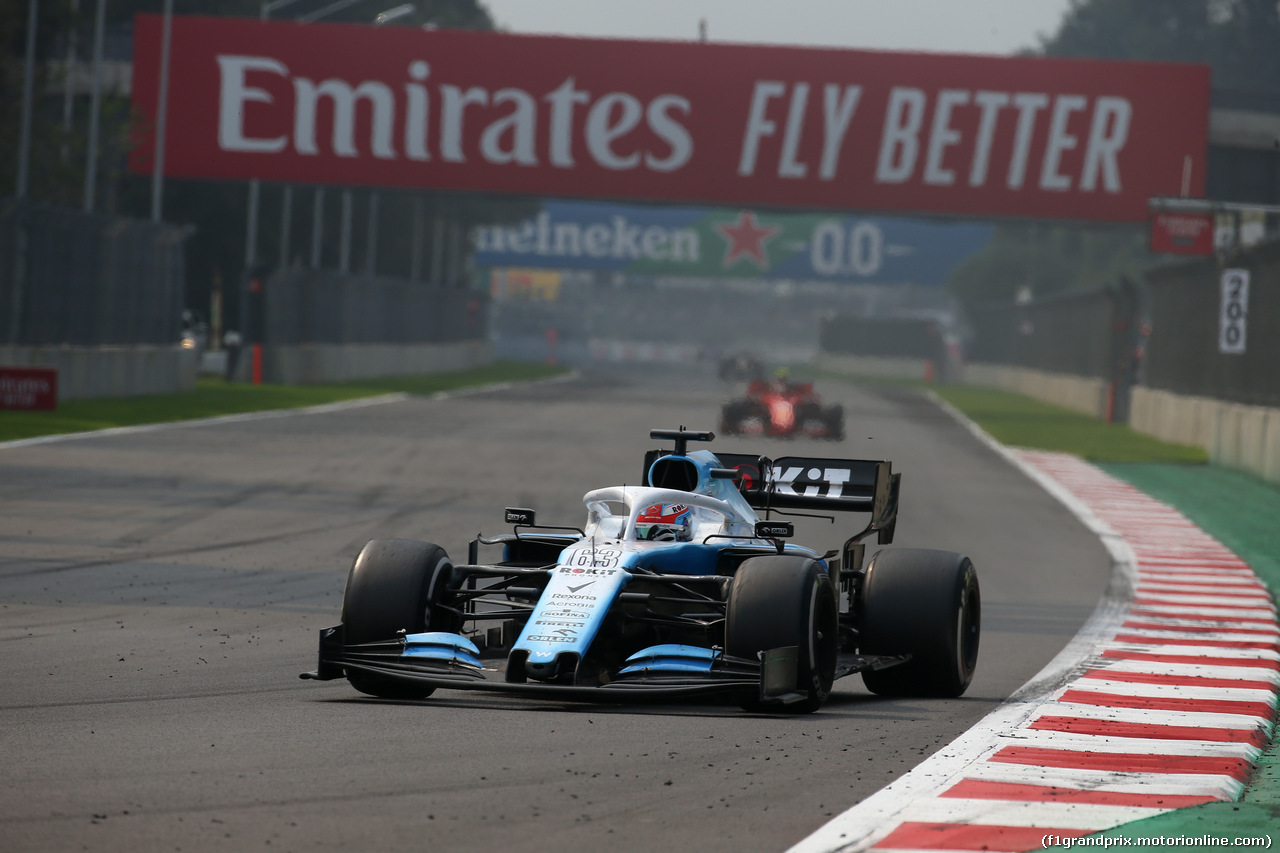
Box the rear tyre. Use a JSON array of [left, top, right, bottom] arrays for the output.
[[341, 538, 456, 699], [726, 556, 839, 713], [825, 405, 845, 440], [720, 402, 744, 435], [858, 549, 979, 697], [740, 400, 769, 435]]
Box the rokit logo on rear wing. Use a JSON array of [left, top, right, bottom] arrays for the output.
[[732, 455, 892, 514], [770, 462, 858, 498]]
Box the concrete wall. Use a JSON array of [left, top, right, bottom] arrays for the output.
[[1, 345, 198, 401], [227, 341, 494, 385], [958, 365, 1280, 485], [962, 363, 1110, 419], [1130, 387, 1280, 483]]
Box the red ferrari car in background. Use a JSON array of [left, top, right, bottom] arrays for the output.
[[721, 373, 844, 440]]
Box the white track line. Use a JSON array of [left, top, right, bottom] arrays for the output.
[[0, 370, 580, 450]]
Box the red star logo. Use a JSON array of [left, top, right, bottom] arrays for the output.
[[714, 211, 780, 270]]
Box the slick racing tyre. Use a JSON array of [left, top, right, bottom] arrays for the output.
[[720, 402, 744, 435], [824, 405, 845, 440], [858, 549, 980, 697], [341, 538, 457, 699], [726, 556, 839, 714]]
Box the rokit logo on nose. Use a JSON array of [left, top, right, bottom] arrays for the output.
[[559, 567, 617, 576]]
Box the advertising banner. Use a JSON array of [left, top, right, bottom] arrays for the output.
[[472, 200, 991, 283], [1149, 211, 1214, 255], [0, 367, 58, 410], [131, 15, 1210, 222]]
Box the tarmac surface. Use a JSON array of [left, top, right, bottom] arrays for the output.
[[0, 369, 1113, 852]]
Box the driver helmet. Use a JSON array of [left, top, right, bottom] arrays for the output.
[[636, 503, 693, 542]]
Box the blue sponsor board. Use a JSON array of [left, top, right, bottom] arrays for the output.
[[472, 199, 991, 285]]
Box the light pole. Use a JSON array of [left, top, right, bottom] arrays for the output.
[[9, 0, 39, 347], [245, 0, 310, 280], [150, 0, 174, 222], [83, 0, 106, 213], [15, 0, 39, 202], [247, 0, 388, 276]]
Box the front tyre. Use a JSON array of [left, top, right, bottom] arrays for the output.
[[726, 556, 839, 713], [858, 549, 979, 697], [341, 538, 456, 699]]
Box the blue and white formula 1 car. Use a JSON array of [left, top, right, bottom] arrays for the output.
[[302, 429, 980, 713]]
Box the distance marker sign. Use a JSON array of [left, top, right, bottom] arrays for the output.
[[1219, 268, 1249, 355]]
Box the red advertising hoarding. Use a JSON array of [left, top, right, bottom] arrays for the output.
[[130, 15, 1210, 223], [0, 366, 58, 410], [1149, 211, 1215, 255]]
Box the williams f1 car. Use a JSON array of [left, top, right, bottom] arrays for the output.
[[721, 376, 845, 440], [301, 428, 979, 713]]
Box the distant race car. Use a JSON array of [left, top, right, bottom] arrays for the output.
[[302, 428, 980, 713], [721, 376, 845, 440], [718, 352, 765, 382]]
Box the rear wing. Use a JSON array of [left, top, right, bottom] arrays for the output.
[[642, 449, 901, 542]]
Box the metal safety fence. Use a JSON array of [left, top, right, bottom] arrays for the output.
[[1, 200, 189, 346]]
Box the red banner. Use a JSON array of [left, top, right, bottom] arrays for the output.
[[0, 366, 58, 410], [1149, 211, 1215, 255], [130, 15, 1210, 223]]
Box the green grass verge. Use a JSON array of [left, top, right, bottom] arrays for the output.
[[0, 360, 568, 443], [929, 385, 1208, 464]]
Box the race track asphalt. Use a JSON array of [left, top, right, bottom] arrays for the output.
[[0, 368, 1112, 852]]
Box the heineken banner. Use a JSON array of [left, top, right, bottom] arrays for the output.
[[472, 200, 991, 283]]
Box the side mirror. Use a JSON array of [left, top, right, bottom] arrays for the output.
[[754, 521, 794, 539]]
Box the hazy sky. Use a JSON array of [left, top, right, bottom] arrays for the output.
[[481, 0, 1076, 55]]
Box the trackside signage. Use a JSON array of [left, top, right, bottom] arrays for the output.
[[0, 366, 58, 410], [129, 15, 1210, 222], [472, 199, 992, 283]]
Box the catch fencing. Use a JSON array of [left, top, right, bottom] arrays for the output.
[[0, 200, 189, 346], [964, 282, 1137, 382], [261, 268, 486, 346], [962, 277, 1142, 423], [960, 236, 1280, 418], [1142, 240, 1280, 408]]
